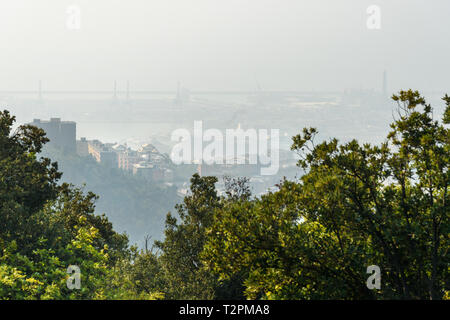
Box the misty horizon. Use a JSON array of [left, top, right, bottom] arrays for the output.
[[0, 0, 449, 93]]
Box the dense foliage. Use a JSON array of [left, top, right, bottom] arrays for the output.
[[0, 90, 448, 300], [202, 90, 449, 299], [0, 110, 163, 299]]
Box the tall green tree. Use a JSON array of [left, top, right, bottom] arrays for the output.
[[155, 174, 221, 299], [155, 174, 247, 299], [0, 110, 145, 300], [0, 110, 61, 247]]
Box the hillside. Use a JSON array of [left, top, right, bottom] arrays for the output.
[[41, 146, 180, 246]]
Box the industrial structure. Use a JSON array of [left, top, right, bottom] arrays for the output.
[[30, 118, 76, 154]]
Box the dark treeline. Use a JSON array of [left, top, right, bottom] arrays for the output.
[[0, 90, 448, 299]]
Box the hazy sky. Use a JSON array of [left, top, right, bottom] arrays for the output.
[[0, 0, 449, 92]]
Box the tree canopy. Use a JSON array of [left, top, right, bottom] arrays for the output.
[[1, 90, 448, 300], [202, 90, 449, 299]]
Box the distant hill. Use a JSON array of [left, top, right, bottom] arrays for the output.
[[41, 147, 180, 247]]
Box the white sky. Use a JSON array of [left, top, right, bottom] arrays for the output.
[[0, 0, 449, 92]]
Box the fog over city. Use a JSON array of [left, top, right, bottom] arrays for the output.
[[0, 0, 449, 304], [1, 0, 449, 91], [1, 0, 449, 245]]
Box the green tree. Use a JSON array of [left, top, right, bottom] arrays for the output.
[[155, 174, 247, 299], [0, 110, 61, 247], [155, 174, 220, 299], [104, 243, 166, 300], [202, 90, 449, 300], [0, 110, 147, 300]]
